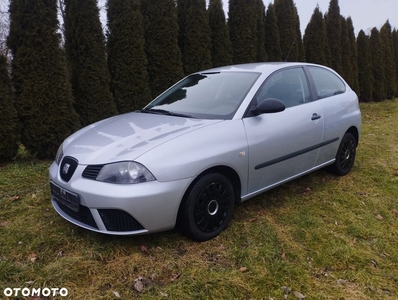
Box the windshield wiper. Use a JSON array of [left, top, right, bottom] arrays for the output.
[[140, 108, 193, 118]]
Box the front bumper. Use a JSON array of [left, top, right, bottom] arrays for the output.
[[49, 161, 193, 235]]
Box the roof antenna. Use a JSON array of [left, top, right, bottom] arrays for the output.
[[285, 35, 297, 62]]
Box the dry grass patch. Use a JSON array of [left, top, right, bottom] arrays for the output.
[[1, 100, 398, 299]]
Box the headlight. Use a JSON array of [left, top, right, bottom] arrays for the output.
[[55, 143, 64, 165], [96, 161, 156, 184]]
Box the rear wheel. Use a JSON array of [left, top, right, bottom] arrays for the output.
[[330, 132, 357, 176], [179, 173, 235, 242]]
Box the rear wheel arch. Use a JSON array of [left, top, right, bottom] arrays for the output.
[[329, 129, 358, 176], [346, 126, 359, 145]]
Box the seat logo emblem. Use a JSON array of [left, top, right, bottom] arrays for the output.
[[62, 163, 70, 174]]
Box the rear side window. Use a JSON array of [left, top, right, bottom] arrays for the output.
[[308, 66, 346, 99]]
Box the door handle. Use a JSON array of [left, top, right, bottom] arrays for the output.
[[311, 113, 321, 121]]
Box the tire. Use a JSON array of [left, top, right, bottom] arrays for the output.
[[179, 173, 235, 242], [330, 132, 357, 176]]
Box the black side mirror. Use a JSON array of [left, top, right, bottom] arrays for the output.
[[251, 98, 286, 115]]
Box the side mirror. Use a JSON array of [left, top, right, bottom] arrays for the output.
[[252, 98, 286, 115]]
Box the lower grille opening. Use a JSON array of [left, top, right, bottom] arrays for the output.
[[56, 201, 98, 229], [98, 209, 145, 232]]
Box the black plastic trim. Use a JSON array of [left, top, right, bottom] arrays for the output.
[[98, 209, 145, 232], [255, 137, 339, 170], [82, 165, 104, 180], [55, 200, 98, 229], [60, 156, 79, 182]]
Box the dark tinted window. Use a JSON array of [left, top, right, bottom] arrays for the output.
[[254, 67, 311, 108], [308, 66, 346, 99]]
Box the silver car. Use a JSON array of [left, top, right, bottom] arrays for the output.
[[49, 62, 361, 241]]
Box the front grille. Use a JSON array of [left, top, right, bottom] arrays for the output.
[[60, 157, 79, 182], [82, 165, 104, 180], [98, 209, 145, 232], [56, 201, 98, 229]]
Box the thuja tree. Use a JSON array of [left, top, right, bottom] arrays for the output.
[[177, 0, 189, 52], [142, 0, 184, 98], [380, 21, 396, 99], [208, 0, 232, 67], [7, 0, 80, 158], [392, 29, 398, 97], [107, 0, 151, 113], [0, 54, 19, 161], [369, 27, 386, 102], [274, 0, 301, 61], [294, 4, 305, 62], [264, 3, 281, 61], [346, 17, 359, 94], [64, 0, 117, 126], [340, 16, 353, 85], [255, 0, 267, 62], [325, 0, 342, 73], [178, 0, 212, 74], [303, 5, 328, 65], [228, 0, 258, 64], [356, 30, 373, 102]]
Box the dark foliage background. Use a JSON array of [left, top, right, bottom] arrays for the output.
[[7, 0, 80, 158], [1, 0, 397, 160], [178, 0, 212, 75], [64, 0, 117, 127], [107, 0, 151, 113], [303, 5, 328, 65], [369, 28, 386, 102], [325, 0, 342, 74], [142, 0, 184, 98], [0, 54, 19, 161], [208, 0, 232, 67], [356, 30, 373, 102]]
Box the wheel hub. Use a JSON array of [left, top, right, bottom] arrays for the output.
[[344, 149, 350, 160], [207, 199, 219, 216]]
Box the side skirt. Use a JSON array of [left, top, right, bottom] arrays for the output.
[[240, 159, 335, 203]]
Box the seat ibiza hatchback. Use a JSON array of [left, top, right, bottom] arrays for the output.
[[49, 62, 361, 241]]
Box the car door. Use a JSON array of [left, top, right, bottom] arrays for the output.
[[306, 66, 360, 166], [242, 67, 324, 195]]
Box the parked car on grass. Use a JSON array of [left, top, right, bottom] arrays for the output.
[[49, 62, 361, 241]]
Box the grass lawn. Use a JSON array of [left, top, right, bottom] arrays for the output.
[[1, 100, 397, 299]]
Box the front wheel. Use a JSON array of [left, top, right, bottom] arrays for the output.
[[178, 173, 235, 242], [330, 132, 357, 176]]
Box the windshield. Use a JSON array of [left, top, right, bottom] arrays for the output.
[[145, 72, 260, 119]]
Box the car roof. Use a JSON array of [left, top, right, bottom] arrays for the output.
[[200, 62, 319, 75]]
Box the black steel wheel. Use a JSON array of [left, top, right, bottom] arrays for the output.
[[330, 132, 357, 176], [179, 173, 235, 242]]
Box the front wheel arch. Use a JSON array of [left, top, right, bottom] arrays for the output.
[[176, 170, 238, 241], [181, 166, 242, 206]]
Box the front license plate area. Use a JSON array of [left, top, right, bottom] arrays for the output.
[[50, 182, 80, 212]]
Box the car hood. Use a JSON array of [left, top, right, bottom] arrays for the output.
[[62, 112, 223, 165]]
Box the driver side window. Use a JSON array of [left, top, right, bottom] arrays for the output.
[[255, 68, 311, 108]]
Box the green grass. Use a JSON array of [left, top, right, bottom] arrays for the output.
[[1, 100, 398, 299]]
